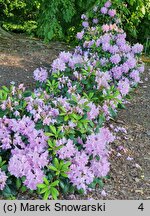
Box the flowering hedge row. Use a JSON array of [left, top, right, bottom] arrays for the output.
[[0, 1, 144, 199]]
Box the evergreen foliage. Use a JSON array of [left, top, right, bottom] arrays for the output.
[[0, 0, 149, 46]]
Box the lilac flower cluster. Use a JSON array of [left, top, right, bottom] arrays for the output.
[[52, 52, 83, 72], [56, 128, 114, 191], [33, 68, 48, 83], [46, 0, 144, 191], [0, 169, 7, 190], [74, 1, 144, 99], [0, 116, 48, 190]]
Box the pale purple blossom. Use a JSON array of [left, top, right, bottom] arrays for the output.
[[102, 42, 110, 51], [110, 54, 121, 64], [87, 102, 99, 120], [59, 51, 72, 63], [95, 71, 111, 89], [108, 9, 116, 17], [101, 190, 107, 197], [51, 58, 66, 72], [127, 156, 133, 161], [121, 63, 129, 74], [81, 14, 88, 20], [90, 157, 110, 177], [77, 31, 84, 40], [138, 64, 145, 73], [104, 1, 112, 8], [111, 66, 122, 79], [33, 68, 48, 83], [68, 54, 83, 69], [126, 57, 136, 69], [0, 169, 7, 190], [85, 128, 115, 157], [100, 7, 108, 14], [82, 21, 89, 28], [118, 79, 130, 96], [57, 139, 76, 159], [132, 43, 143, 54], [130, 70, 140, 83], [93, 18, 99, 24], [100, 57, 108, 66]]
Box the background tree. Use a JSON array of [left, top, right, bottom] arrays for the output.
[[0, 0, 149, 48]]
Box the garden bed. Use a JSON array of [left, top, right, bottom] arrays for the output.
[[0, 1, 149, 200], [0, 33, 149, 201]]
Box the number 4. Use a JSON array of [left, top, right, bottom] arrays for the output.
[[138, 203, 144, 211]]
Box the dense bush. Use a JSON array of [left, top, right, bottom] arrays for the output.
[[35, 0, 150, 43], [0, 1, 144, 199], [0, 0, 149, 45], [0, 0, 39, 34], [37, 0, 96, 42]]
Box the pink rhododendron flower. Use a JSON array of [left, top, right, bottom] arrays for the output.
[[102, 24, 110, 32]]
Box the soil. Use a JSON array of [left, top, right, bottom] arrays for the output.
[[0, 33, 149, 200], [0, 33, 68, 89]]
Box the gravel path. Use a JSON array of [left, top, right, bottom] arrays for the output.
[[0, 34, 67, 89], [0, 34, 149, 200]]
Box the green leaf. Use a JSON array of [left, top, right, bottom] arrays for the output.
[[21, 185, 27, 193], [45, 133, 54, 137], [69, 185, 75, 193], [62, 185, 69, 194], [59, 106, 66, 113], [61, 163, 71, 172], [2, 86, 9, 93], [49, 125, 57, 134], [0, 156, 2, 164], [72, 95, 77, 102], [0, 110, 6, 118], [50, 180, 59, 187], [16, 178, 22, 190], [109, 108, 117, 119], [63, 161, 71, 167], [23, 91, 32, 97], [3, 185, 12, 196], [53, 158, 59, 168], [50, 187, 59, 200], [38, 184, 46, 189], [43, 190, 50, 200], [61, 173, 68, 178], [40, 187, 48, 194], [59, 181, 65, 189], [49, 166, 58, 171], [44, 177, 49, 186], [64, 115, 69, 121], [118, 103, 126, 109]]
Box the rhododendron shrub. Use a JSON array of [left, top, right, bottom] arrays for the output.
[[0, 1, 144, 199], [0, 83, 114, 198]]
